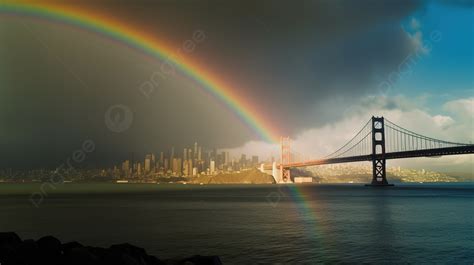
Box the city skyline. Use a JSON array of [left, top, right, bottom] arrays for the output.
[[114, 141, 262, 178], [1, 133, 471, 183]]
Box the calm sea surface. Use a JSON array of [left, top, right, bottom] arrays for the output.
[[0, 183, 472, 264]]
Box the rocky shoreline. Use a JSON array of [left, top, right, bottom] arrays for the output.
[[0, 232, 222, 265]]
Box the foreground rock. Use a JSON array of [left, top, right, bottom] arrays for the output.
[[0, 232, 222, 265]]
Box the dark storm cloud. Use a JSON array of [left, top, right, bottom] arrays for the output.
[[84, 0, 426, 130], [137, 0, 426, 133], [1, 0, 448, 168], [0, 19, 252, 168]]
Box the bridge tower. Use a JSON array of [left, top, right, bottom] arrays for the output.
[[368, 116, 393, 186], [280, 136, 291, 182]]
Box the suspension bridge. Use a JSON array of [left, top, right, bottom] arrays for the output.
[[260, 116, 474, 186]]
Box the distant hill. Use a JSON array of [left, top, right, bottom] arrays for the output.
[[190, 168, 275, 184]]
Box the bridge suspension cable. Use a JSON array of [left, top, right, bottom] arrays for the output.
[[318, 117, 472, 161], [384, 118, 470, 153], [324, 119, 372, 159], [272, 116, 474, 185]]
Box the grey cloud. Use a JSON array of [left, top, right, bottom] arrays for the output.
[[1, 0, 454, 168]]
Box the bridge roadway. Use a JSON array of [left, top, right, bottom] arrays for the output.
[[264, 145, 474, 170]]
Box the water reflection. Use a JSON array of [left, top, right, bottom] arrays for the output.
[[368, 188, 400, 263]]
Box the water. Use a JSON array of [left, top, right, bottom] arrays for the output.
[[0, 183, 473, 264]]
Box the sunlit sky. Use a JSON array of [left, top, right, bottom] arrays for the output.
[[396, 2, 473, 103]]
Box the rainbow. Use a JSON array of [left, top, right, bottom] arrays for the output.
[[287, 186, 329, 256], [0, 1, 280, 143], [0, 2, 330, 254]]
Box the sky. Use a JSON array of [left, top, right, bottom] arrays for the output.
[[0, 0, 472, 173]]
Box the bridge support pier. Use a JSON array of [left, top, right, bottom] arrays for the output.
[[366, 116, 394, 187], [367, 158, 393, 186], [280, 166, 291, 183]]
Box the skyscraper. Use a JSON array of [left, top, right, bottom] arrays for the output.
[[122, 160, 130, 176], [216, 153, 223, 169], [170, 147, 175, 162], [144, 157, 151, 173], [177, 158, 182, 176], [210, 160, 215, 174], [252, 156, 259, 166], [187, 159, 193, 176], [172, 158, 178, 175], [160, 152, 164, 166], [164, 158, 169, 173], [224, 152, 229, 166], [194, 142, 198, 159], [182, 159, 188, 176], [240, 154, 247, 168], [151, 153, 156, 171], [137, 163, 142, 176]]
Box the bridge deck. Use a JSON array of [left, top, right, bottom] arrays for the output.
[[265, 145, 474, 169]]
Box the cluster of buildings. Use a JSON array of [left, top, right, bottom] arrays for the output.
[[111, 142, 260, 179], [306, 164, 456, 183]]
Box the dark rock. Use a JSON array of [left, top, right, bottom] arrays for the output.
[[37, 235, 62, 254], [0, 232, 22, 247], [180, 255, 223, 265], [110, 243, 148, 260], [102, 251, 139, 265], [147, 255, 166, 265], [10, 239, 40, 264], [62, 241, 84, 254], [63, 246, 100, 265], [86, 246, 108, 259], [0, 233, 220, 265], [85, 246, 138, 265], [0, 232, 23, 264], [37, 235, 63, 265], [106, 243, 153, 265]]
